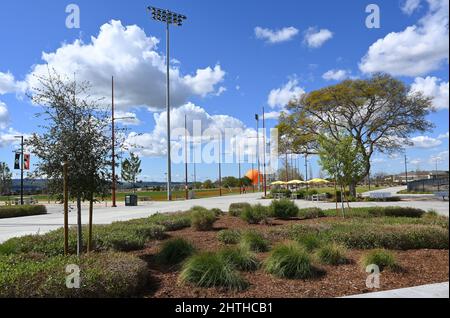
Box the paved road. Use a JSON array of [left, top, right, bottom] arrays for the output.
[[1, 189, 448, 243]]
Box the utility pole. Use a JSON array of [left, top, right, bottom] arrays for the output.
[[148, 6, 187, 201], [305, 153, 309, 192], [184, 115, 189, 200], [262, 107, 267, 197], [285, 153, 289, 183], [404, 154, 408, 185]]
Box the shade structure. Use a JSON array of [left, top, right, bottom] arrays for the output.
[[307, 178, 331, 184], [270, 181, 287, 186], [287, 180, 305, 185]]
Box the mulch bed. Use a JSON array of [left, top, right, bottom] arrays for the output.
[[134, 215, 449, 298]]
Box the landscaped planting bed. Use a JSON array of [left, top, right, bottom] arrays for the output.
[[0, 205, 47, 219], [0, 205, 448, 298]]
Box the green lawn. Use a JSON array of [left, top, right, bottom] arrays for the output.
[[0, 187, 247, 203]]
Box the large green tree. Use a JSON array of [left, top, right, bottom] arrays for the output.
[[278, 74, 434, 195], [0, 162, 12, 195]]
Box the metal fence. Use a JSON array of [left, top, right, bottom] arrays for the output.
[[407, 177, 449, 192]]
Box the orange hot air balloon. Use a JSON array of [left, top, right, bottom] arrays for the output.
[[245, 169, 264, 186]]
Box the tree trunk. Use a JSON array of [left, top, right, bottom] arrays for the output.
[[76, 196, 83, 256], [349, 182, 357, 198], [88, 193, 93, 253]]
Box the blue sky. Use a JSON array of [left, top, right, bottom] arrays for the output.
[[0, 0, 448, 182]]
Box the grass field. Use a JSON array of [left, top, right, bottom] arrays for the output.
[[0, 186, 384, 204]]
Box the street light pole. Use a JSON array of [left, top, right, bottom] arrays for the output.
[[14, 136, 24, 205], [185, 115, 189, 200], [111, 76, 117, 208], [262, 107, 267, 197], [148, 6, 187, 201], [255, 114, 260, 192]]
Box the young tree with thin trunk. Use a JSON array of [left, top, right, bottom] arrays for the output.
[[121, 152, 142, 193], [26, 69, 111, 256]]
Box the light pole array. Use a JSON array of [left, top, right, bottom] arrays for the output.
[[148, 5, 187, 201]]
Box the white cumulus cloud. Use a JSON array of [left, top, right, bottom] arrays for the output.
[[410, 76, 449, 110], [267, 79, 305, 109], [322, 69, 350, 81], [26, 20, 226, 111], [254, 26, 299, 44], [401, 0, 422, 15], [410, 135, 443, 148], [304, 27, 333, 48], [0, 101, 9, 129], [360, 0, 449, 76]]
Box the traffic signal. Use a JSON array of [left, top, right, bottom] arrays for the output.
[[24, 154, 30, 170]]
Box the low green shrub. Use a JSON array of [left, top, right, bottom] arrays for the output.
[[219, 247, 259, 272], [269, 199, 299, 219], [0, 205, 47, 219], [229, 203, 251, 217], [0, 252, 149, 298], [296, 234, 323, 252], [217, 229, 241, 245], [323, 207, 426, 219], [156, 238, 195, 265], [190, 207, 217, 231], [298, 207, 325, 219], [316, 243, 347, 265], [241, 204, 270, 224], [179, 252, 248, 290], [210, 208, 224, 217], [240, 231, 269, 252], [264, 242, 314, 279], [361, 249, 397, 271], [329, 223, 449, 250]]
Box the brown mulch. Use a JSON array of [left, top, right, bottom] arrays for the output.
[[133, 216, 449, 298]]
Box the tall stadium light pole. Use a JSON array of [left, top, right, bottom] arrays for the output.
[[262, 107, 267, 197], [184, 115, 189, 200], [148, 6, 187, 201], [255, 114, 260, 192], [14, 136, 24, 205]]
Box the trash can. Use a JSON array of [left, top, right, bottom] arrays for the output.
[[125, 194, 138, 207]]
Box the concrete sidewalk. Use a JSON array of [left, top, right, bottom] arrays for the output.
[[344, 282, 449, 298]]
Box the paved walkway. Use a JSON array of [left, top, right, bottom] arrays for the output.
[[1, 190, 448, 242], [344, 282, 449, 298]]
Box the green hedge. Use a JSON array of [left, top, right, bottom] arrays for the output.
[[274, 221, 449, 250], [0, 221, 166, 256], [323, 207, 426, 218], [0, 252, 149, 298], [0, 205, 47, 219]]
